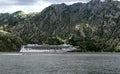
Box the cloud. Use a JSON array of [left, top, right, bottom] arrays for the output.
[[0, 0, 38, 6], [44, 0, 90, 3], [0, 0, 52, 13], [0, 0, 120, 13], [15, 0, 38, 5], [0, 0, 120, 6]]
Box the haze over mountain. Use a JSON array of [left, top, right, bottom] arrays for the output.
[[0, 0, 120, 52]]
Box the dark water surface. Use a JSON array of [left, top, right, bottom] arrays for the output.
[[0, 52, 120, 74]]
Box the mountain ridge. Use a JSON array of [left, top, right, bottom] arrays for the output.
[[0, 0, 120, 52]]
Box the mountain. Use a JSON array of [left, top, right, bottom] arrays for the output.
[[0, 0, 120, 52], [0, 30, 24, 51]]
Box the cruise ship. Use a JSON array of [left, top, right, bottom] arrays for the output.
[[20, 44, 77, 53]]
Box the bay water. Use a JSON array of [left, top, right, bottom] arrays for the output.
[[0, 52, 120, 74]]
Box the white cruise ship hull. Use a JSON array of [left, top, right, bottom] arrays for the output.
[[20, 44, 77, 53]]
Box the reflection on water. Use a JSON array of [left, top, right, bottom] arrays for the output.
[[0, 53, 120, 74]]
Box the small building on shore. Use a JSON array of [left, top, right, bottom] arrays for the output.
[[20, 44, 77, 53]]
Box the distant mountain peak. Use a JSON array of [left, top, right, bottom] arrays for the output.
[[51, 3, 66, 6], [90, 0, 101, 3], [12, 11, 25, 16]]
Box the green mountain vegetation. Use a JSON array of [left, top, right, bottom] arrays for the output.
[[0, 30, 24, 51], [0, 0, 120, 52]]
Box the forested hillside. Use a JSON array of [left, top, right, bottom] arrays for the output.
[[0, 0, 120, 52]]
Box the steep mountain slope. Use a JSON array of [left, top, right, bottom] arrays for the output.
[[0, 30, 24, 51], [0, 0, 120, 51]]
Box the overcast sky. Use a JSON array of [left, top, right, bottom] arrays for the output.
[[0, 0, 119, 13]]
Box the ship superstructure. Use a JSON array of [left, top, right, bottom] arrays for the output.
[[20, 44, 77, 53]]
